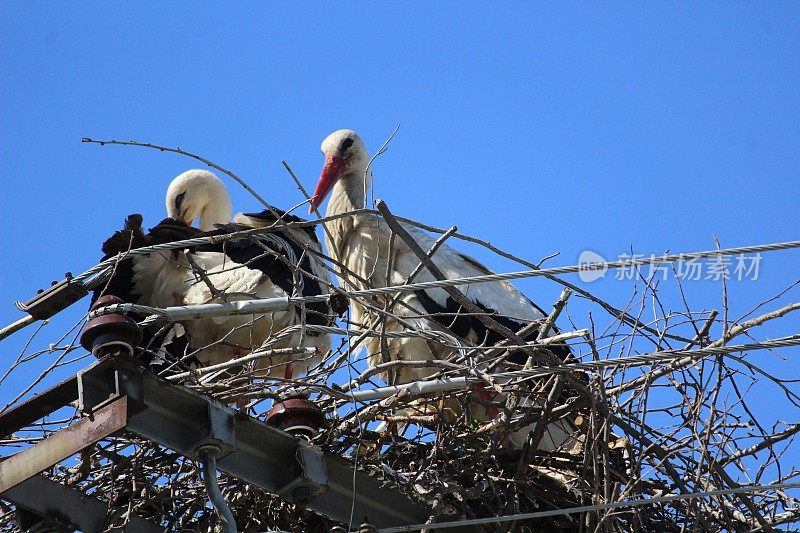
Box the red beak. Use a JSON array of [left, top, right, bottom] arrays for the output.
[[309, 155, 347, 213]]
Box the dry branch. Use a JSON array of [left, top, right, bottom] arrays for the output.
[[1, 141, 799, 532]]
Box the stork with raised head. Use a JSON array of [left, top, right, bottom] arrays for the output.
[[309, 130, 577, 451], [165, 169, 333, 379]]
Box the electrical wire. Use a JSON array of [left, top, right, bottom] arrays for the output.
[[197, 445, 238, 533], [375, 481, 800, 532], [7, 238, 799, 342], [338, 335, 800, 402], [80, 238, 800, 320], [73, 238, 800, 295]]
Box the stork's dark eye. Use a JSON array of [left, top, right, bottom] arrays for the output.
[[175, 191, 186, 210], [340, 138, 354, 153]]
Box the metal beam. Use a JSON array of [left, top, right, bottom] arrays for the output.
[[77, 357, 431, 529], [0, 396, 130, 494], [15, 276, 88, 320], [0, 376, 78, 439], [1, 356, 433, 529], [3, 474, 163, 533]]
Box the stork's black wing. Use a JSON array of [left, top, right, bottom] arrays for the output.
[[241, 208, 320, 240], [413, 290, 571, 365], [92, 214, 148, 305], [197, 219, 332, 327]]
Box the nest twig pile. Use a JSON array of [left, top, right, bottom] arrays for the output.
[[2, 142, 799, 532]]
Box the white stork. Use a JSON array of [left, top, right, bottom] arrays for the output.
[[92, 214, 202, 368], [309, 130, 578, 451], [164, 169, 333, 379]]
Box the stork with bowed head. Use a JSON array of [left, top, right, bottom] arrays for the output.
[[90, 214, 202, 370], [166, 169, 233, 231], [164, 169, 333, 379], [309, 130, 578, 451]]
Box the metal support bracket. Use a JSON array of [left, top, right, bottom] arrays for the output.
[[0, 395, 130, 494], [4, 475, 163, 533], [278, 443, 329, 504], [0, 377, 78, 439], [16, 276, 88, 320], [77, 355, 145, 414], [1, 355, 431, 529]]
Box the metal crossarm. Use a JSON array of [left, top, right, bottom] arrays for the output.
[[5, 475, 163, 533], [0, 355, 431, 530]]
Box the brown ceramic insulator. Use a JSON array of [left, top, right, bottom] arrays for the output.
[[266, 397, 325, 439], [80, 295, 143, 357]]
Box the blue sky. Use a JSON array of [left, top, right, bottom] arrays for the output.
[[1, 1, 799, 490]]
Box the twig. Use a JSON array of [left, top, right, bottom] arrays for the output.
[[80, 137, 290, 226]]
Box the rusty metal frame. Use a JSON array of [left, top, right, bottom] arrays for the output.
[[0, 396, 130, 494], [0, 355, 432, 530], [0, 376, 78, 439], [5, 475, 163, 533]]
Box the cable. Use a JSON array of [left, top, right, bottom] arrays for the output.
[[74, 238, 800, 295], [375, 481, 800, 532], [7, 239, 798, 341], [344, 335, 800, 402], [197, 445, 237, 533], [344, 240, 800, 300], [88, 297, 290, 322], [81, 238, 800, 318], [71, 211, 379, 287], [0, 315, 37, 342]]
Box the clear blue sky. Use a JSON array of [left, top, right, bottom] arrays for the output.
[[1, 2, 798, 486]]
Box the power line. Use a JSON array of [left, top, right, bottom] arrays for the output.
[[83, 239, 800, 310], [86, 295, 800, 402], [88, 297, 292, 322], [375, 481, 800, 532], [344, 335, 800, 402], [344, 240, 800, 300], [70, 211, 376, 288], [8, 238, 797, 342], [74, 238, 800, 295], [491, 334, 800, 380]]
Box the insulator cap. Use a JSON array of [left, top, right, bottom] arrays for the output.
[[358, 521, 377, 533], [80, 295, 142, 358], [266, 397, 325, 439]]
